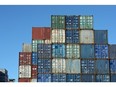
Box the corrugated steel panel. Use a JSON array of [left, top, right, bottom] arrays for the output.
[[81, 60, 95, 74], [52, 59, 66, 73], [38, 74, 51, 82], [66, 44, 80, 58], [79, 15, 93, 29], [52, 74, 66, 82], [31, 79, 37, 82], [32, 27, 50, 40], [18, 78, 31, 82], [32, 40, 44, 52], [95, 60, 109, 74], [32, 52, 37, 65], [19, 52, 31, 65], [37, 44, 51, 59], [52, 44, 65, 58], [66, 74, 81, 82], [66, 59, 80, 74], [81, 45, 94, 58], [80, 30, 94, 43], [22, 43, 32, 52], [110, 60, 116, 73], [45, 40, 51, 44], [65, 16, 78, 29], [51, 15, 65, 29], [96, 75, 110, 82], [94, 30, 108, 44], [109, 45, 116, 59], [66, 30, 79, 43], [19, 65, 31, 78], [52, 29, 65, 43], [95, 45, 108, 59], [111, 74, 116, 82], [38, 59, 51, 73], [31, 65, 37, 79], [81, 74, 95, 82]]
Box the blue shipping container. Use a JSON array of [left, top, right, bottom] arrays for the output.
[[66, 30, 79, 43], [94, 30, 108, 44], [81, 60, 95, 74], [66, 74, 81, 82], [52, 44, 65, 58], [37, 44, 51, 58], [95, 60, 109, 74], [65, 16, 78, 29], [81, 45, 94, 58], [110, 60, 116, 73], [95, 45, 108, 59], [81, 74, 95, 82], [32, 52, 37, 65], [52, 74, 66, 82], [96, 75, 110, 82], [38, 74, 51, 82], [109, 45, 116, 59], [111, 74, 116, 82], [38, 59, 51, 73]]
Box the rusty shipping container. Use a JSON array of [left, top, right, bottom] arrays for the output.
[[31, 65, 37, 79], [18, 78, 31, 82]]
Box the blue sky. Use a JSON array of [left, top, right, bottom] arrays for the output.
[[0, 5, 116, 82]]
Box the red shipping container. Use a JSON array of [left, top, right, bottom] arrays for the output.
[[31, 65, 37, 79], [19, 52, 32, 65], [18, 78, 31, 82], [32, 27, 51, 40]]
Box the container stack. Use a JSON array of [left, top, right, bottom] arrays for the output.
[[0, 69, 8, 82]]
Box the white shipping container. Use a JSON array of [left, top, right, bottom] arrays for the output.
[[31, 79, 37, 82], [52, 29, 65, 43], [45, 40, 52, 44], [80, 30, 94, 43], [22, 43, 32, 52], [19, 65, 31, 78], [52, 59, 66, 73]]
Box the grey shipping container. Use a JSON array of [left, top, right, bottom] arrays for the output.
[[81, 60, 95, 74], [110, 60, 116, 73], [111, 74, 116, 82], [81, 44, 94, 59], [66, 74, 81, 82], [95, 45, 108, 59], [22, 43, 32, 52], [96, 74, 110, 82], [81, 74, 95, 82], [109, 45, 116, 59], [38, 74, 51, 82], [95, 60, 109, 74], [94, 30, 108, 44], [52, 74, 66, 82]]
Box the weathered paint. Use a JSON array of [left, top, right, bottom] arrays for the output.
[[52, 74, 66, 82], [96, 75, 110, 82], [110, 60, 116, 73], [38, 74, 51, 82], [66, 74, 81, 82], [81, 74, 95, 82], [109, 45, 116, 59]]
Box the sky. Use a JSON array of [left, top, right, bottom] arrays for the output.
[[0, 5, 116, 82]]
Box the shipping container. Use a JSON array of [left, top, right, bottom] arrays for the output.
[[31, 65, 37, 79], [95, 60, 109, 74], [52, 59, 66, 73], [109, 45, 116, 59], [45, 40, 51, 44], [111, 74, 116, 82], [52, 29, 65, 43], [22, 43, 32, 52], [51, 15, 65, 29], [19, 52, 31, 65], [32, 27, 51, 40], [95, 45, 108, 59], [31, 79, 37, 82], [81, 60, 95, 74], [79, 15, 93, 29], [66, 74, 81, 82], [65, 16, 78, 29], [81, 74, 95, 82], [32, 52, 37, 65], [65, 30, 79, 43], [38, 74, 51, 82], [18, 78, 31, 82], [52, 74, 66, 82], [38, 59, 51, 73], [80, 30, 94, 44], [19, 65, 31, 78], [32, 40, 44, 52], [96, 74, 110, 82], [110, 60, 116, 73], [66, 44, 80, 58], [81, 44, 94, 58], [66, 59, 80, 74], [52, 44, 65, 58], [0, 70, 8, 82], [37, 44, 51, 59], [94, 30, 108, 44]]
